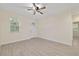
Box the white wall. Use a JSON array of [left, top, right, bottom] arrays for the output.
[[0, 10, 37, 45], [0, 9, 73, 46], [38, 10, 73, 46]]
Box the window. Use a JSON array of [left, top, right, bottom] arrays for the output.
[[10, 16, 19, 32], [73, 22, 79, 32]]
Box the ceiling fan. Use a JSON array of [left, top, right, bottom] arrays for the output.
[[27, 3, 46, 15]]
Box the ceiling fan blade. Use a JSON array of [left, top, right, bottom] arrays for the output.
[[33, 3, 37, 7], [15, 6, 32, 9], [40, 12, 43, 14], [27, 8, 33, 10], [37, 11, 43, 14], [40, 6, 46, 10], [33, 11, 36, 15]]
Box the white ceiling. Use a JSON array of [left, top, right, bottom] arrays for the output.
[[0, 3, 79, 19]]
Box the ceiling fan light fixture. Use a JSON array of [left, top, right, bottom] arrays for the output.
[[27, 3, 46, 15]]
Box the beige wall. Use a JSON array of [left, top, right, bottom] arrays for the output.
[[0, 10, 37, 45], [38, 10, 73, 45], [0, 9, 73, 46]]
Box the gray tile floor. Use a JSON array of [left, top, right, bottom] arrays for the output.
[[0, 37, 79, 56]]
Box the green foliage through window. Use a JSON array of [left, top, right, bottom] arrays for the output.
[[10, 16, 19, 32], [73, 22, 79, 32]]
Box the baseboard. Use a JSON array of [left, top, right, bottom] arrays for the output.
[[39, 36, 72, 46], [0, 36, 36, 46], [0, 36, 72, 46]]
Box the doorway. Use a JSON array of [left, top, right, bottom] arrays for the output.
[[72, 15, 79, 47]]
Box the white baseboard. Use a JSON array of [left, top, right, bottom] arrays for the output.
[[0, 36, 72, 46], [0, 36, 35, 46], [39, 36, 72, 46]]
